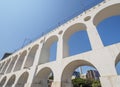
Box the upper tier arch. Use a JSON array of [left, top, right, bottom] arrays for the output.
[[93, 3, 120, 26]]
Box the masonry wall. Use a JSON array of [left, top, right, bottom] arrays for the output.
[[0, 0, 120, 87]]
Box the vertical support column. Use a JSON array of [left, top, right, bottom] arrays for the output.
[[25, 43, 43, 87], [4, 59, 12, 74], [52, 81, 61, 87], [11, 76, 19, 87], [52, 78, 72, 87], [21, 50, 29, 69], [63, 38, 69, 58], [11, 55, 20, 72], [2, 77, 8, 87], [0, 61, 7, 74], [100, 76, 120, 87], [0, 63, 1, 67], [56, 36, 63, 61], [86, 22, 104, 50], [32, 44, 43, 66], [56, 36, 69, 61], [0, 62, 5, 74], [51, 62, 62, 87]]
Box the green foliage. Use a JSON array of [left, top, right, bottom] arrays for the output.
[[72, 78, 101, 87], [92, 80, 101, 87]]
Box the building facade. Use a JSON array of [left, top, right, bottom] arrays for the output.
[[86, 70, 100, 80]]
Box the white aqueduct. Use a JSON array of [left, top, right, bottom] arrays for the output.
[[0, 0, 120, 87]]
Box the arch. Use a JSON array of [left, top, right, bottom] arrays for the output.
[[0, 63, 1, 69], [115, 53, 120, 66], [14, 51, 27, 71], [5, 75, 16, 87], [1, 59, 11, 73], [6, 55, 18, 73], [97, 15, 120, 46], [61, 60, 101, 87], [63, 23, 90, 58], [32, 67, 54, 87], [38, 35, 58, 64], [93, 3, 120, 26], [63, 23, 87, 40], [115, 52, 120, 75], [0, 62, 5, 72], [0, 76, 7, 86], [24, 45, 39, 68], [15, 72, 29, 87]]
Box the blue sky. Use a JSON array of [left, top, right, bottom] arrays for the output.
[[0, 0, 120, 74]]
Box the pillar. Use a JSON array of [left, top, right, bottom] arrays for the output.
[[21, 50, 29, 69], [86, 21, 104, 50], [11, 55, 20, 72], [4, 59, 12, 74], [56, 35, 69, 60], [100, 75, 120, 87], [25, 43, 43, 87]]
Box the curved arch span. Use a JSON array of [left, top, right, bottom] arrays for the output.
[[63, 23, 87, 40], [63, 23, 91, 58], [61, 60, 101, 87], [93, 3, 120, 26], [24, 45, 39, 68], [115, 53, 120, 66], [32, 67, 54, 87], [115, 52, 120, 75], [39, 35, 58, 64], [14, 50, 27, 71], [6, 55, 18, 73], [5, 75, 16, 87], [0, 76, 7, 86], [15, 72, 29, 87]]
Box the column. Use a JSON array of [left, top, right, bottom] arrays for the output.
[[0, 62, 6, 74], [56, 36, 69, 61], [21, 50, 29, 69], [25, 44, 43, 87], [86, 22, 104, 50], [11, 55, 20, 72], [100, 76, 120, 87], [51, 81, 61, 87], [0, 61, 8, 74], [4, 59, 12, 74]]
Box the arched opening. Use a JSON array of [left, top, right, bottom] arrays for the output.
[[0, 76, 7, 86], [0, 63, 2, 70], [24, 45, 39, 68], [115, 53, 120, 75], [97, 15, 120, 46], [93, 4, 120, 46], [0, 63, 1, 69], [15, 72, 29, 87], [1, 59, 11, 74], [63, 23, 91, 58], [5, 75, 16, 87], [61, 60, 101, 87], [0, 62, 5, 73], [69, 31, 91, 56], [50, 41, 57, 62], [31, 67, 54, 87], [93, 4, 120, 26], [14, 51, 27, 72], [6, 55, 18, 73], [38, 36, 58, 64]]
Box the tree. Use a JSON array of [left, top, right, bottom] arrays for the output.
[[92, 80, 101, 87], [72, 78, 101, 87]]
